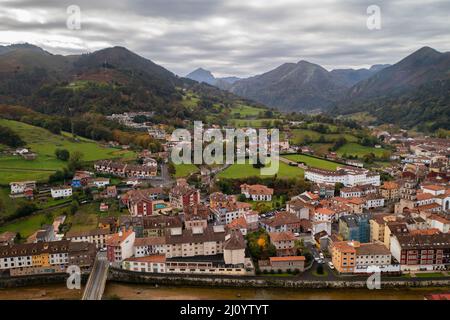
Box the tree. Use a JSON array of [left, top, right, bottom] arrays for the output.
[[334, 182, 344, 195], [0, 125, 25, 147], [68, 151, 84, 171], [70, 201, 79, 215], [55, 149, 70, 161]]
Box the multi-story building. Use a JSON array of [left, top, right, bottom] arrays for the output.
[[65, 228, 112, 249], [353, 242, 395, 273], [269, 231, 296, 256], [363, 194, 385, 209], [240, 184, 274, 201], [260, 212, 303, 234], [286, 199, 310, 220], [169, 179, 200, 210], [380, 181, 400, 201], [338, 214, 371, 243], [122, 255, 166, 273], [390, 232, 450, 271], [340, 184, 378, 198], [106, 229, 136, 264], [142, 215, 183, 237], [332, 241, 396, 274], [133, 237, 166, 257], [9, 181, 36, 197], [164, 225, 226, 258], [259, 256, 306, 273], [305, 166, 380, 187], [0, 240, 95, 276], [426, 214, 450, 233], [369, 214, 397, 243], [122, 188, 167, 216], [331, 241, 357, 274], [210, 200, 252, 225], [94, 160, 157, 178], [50, 186, 72, 199]]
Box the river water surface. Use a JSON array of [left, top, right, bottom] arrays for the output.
[[0, 283, 449, 300]]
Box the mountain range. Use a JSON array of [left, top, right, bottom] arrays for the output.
[[187, 63, 390, 112], [0, 43, 449, 130], [333, 46, 450, 130], [185, 68, 240, 89]]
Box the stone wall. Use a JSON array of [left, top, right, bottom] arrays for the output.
[[108, 268, 450, 289], [0, 273, 89, 289]]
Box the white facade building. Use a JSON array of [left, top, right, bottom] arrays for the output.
[[305, 167, 380, 187], [51, 187, 72, 199]]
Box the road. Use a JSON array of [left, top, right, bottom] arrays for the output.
[[82, 252, 109, 300]]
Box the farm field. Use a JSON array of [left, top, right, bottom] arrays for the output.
[[0, 187, 25, 219], [181, 92, 201, 109], [174, 163, 199, 178], [230, 104, 266, 117], [0, 119, 135, 184], [337, 143, 390, 158], [309, 143, 334, 156], [289, 129, 359, 145], [228, 118, 276, 128], [283, 154, 340, 170], [218, 161, 304, 179], [0, 210, 58, 239]]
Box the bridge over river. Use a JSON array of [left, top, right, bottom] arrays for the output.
[[82, 252, 109, 300]]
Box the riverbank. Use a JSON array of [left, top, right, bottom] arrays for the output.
[[1, 282, 449, 300], [104, 283, 450, 300], [108, 268, 450, 289]]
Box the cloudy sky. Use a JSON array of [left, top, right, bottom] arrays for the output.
[[1, 0, 450, 77]]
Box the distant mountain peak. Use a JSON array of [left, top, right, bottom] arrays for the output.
[[186, 68, 216, 85]]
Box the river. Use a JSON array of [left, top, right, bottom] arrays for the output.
[[0, 282, 449, 300]]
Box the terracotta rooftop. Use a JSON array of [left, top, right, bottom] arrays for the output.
[[355, 243, 391, 256], [240, 184, 274, 196], [124, 255, 166, 263], [106, 229, 134, 246], [134, 236, 166, 246], [269, 231, 296, 242], [269, 256, 305, 262], [224, 229, 246, 250]]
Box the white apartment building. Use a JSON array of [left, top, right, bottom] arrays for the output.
[[305, 167, 380, 187], [51, 186, 72, 199], [133, 237, 166, 257], [9, 181, 36, 195]]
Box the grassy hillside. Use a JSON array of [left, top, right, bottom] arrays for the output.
[[230, 104, 267, 117], [0, 119, 135, 184], [289, 129, 359, 145], [337, 143, 390, 158], [174, 163, 199, 178]]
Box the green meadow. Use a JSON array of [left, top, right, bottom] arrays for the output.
[[0, 119, 135, 184], [174, 163, 199, 178], [283, 154, 340, 170], [218, 162, 304, 179], [337, 143, 390, 158]]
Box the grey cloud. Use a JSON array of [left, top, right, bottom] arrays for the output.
[[0, 0, 449, 77]]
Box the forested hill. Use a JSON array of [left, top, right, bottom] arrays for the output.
[[0, 44, 260, 119]]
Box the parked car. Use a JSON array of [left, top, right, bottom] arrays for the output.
[[319, 252, 324, 259], [328, 262, 335, 270]]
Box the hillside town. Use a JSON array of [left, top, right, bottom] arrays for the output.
[[1, 125, 449, 284]]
